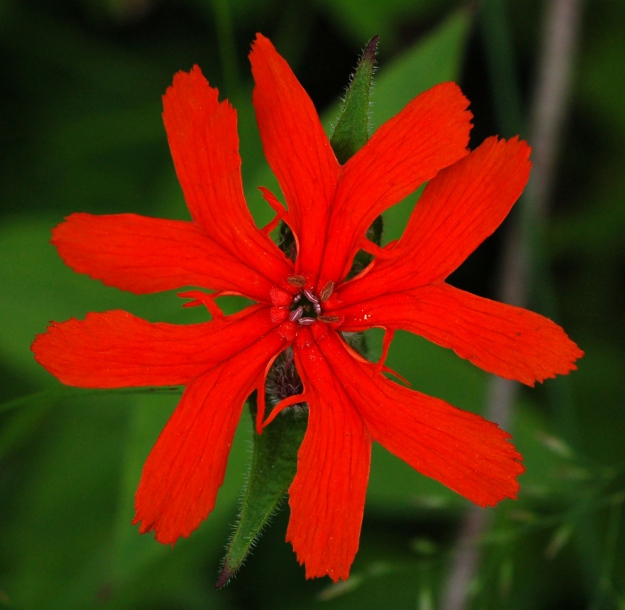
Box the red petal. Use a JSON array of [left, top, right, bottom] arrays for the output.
[[288, 326, 371, 581], [319, 82, 472, 283], [394, 135, 530, 284], [52, 213, 289, 301], [336, 283, 583, 386], [250, 34, 341, 278], [339, 137, 531, 300], [31, 305, 281, 388], [314, 329, 524, 507], [163, 65, 290, 287], [133, 327, 286, 544]]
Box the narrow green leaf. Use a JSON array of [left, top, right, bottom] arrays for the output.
[[330, 35, 378, 164], [331, 35, 383, 279], [216, 393, 308, 588]]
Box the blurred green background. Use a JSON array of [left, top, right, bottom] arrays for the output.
[[1, 0, 624, 608]]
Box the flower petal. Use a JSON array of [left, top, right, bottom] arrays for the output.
[[313, 328, 524, 507], [52, 213, 289, 301], [335, 283, 583, 386], [133, 327, 286, 544], [338, 137, 531, 299], [318, 82, 472, 283], [163, 65, 290, 287], [288, 326, 371, 581], [32, 305, 280, 388], [250, 34, 341, 277]]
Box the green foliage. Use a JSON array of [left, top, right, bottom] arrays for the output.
[[217, 397, 308, 588], [330, 35, 378, 164]]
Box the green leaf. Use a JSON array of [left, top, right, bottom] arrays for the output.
[[330, 35, 378, 164], [216, 393, 308, 587]]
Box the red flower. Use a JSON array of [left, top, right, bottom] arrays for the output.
[[32, 34, 582, 582]]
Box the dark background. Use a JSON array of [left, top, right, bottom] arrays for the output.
[[1, 1, 624, 608]]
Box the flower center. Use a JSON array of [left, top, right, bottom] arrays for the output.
[[285, 276, 339, 326]]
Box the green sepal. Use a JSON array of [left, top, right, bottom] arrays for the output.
[[216, 392, 308, 588], [330, 35, 379, 164], [331, 35, 384, 276]]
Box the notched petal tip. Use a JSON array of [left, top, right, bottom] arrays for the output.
[[251, 32, 270, 49], [165, 64, 214, 103], [466, 425, 525, 508], [249, 33, 285, 78]]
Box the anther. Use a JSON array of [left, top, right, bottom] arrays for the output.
[[318, 315, 340, 323], [303, 289, 319, 304], [298, 317, 316, 326], [289, 306, 304, 322], [319, 281, 335, 302], [292, 293, 302, 304], [287, 275, 306, 287], [313, 302, 322, 315]]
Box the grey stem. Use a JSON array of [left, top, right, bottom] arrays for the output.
[[440, 1, 582, 609]]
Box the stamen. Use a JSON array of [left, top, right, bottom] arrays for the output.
[[303, 289, 319, 304], [287, 275, 306, 287], [283, 278, 341, 329], [289, 306, 304, 322], [319, 281, 335, 302]]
